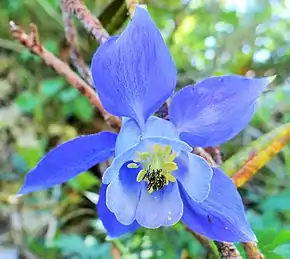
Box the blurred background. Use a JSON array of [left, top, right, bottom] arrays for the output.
[[0, 0, 290, 258]]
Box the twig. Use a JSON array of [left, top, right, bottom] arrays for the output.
[[193, 147, 217, 166], [155, 101, 169, 120], [9, 21, 121, 130], [241, 243, 264, 259], [204, 146, 222, 165], [60, 0, 93, 87], [214, 242, 242, 259], [186, 228, 219, 259], [125, 0, 139, 16], [61, 0, 109, 44], [111, 245, 121, 259]]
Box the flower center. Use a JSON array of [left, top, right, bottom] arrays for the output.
[[127, 144, 178, 194]]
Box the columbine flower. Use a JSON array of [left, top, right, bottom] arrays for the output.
[[18, 6, 273, 242]]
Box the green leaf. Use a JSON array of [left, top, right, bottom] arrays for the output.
[[19, 49, 34, 62], [262, 251, 285, 259], [264, 230, 290, 251], [11, 153, 28, 172], [40, 78, 65, 96], [43, 40, 59, 55], [68, 171, 99, 191], [28, 237, 58, 259], [59, 88, 79, 102], [73, 96, 94, 122], [54, 234, 112, 258], [260, 190, 290, 213], [255, 229, 277, 249], [16, 146, 44, 169], [15, 91, 43, 112], [274, 244, 290, 258]]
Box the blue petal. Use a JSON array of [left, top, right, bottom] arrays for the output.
[[181, 168, 256, 242], [142, 137, 192, 153], [91, 6, 177, 128], [106, 162, 142, 225], [103, 136, 190, 185], [143, 116, 179, 140], [115, 116, 180, 156], [97, 184, 139, 238], [115, 118, 141, 156], [103, 116, 192, 184], [18, 132, 117, 196], [141, 116, 192, 153], [169, 75, 273, 147], [102, 140, 141, 184], [173, 152, 213, 202], [136, 183, 183, 228]]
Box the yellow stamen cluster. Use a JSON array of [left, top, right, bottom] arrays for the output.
[[127, 144, 178, 194]]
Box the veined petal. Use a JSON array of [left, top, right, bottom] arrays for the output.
[[142, 116, 179, 140], [181, 168, 256, 242], [18, 132, 117, 196], [170, 75, 273, 147], [102, 140, 141, 184], [142, 137, 192, 153], [173, 152, 213, 202], [104, 134, 191, 185], [181, 103, 256, 148], [98, 185, 139, 238], [91, 6, 177, 128], [106, 162, 142, 225], [115, 116, 181, 168], [115, 118, 141, 156], [140, 116, 192, 154], [136, 182, 183, 228]]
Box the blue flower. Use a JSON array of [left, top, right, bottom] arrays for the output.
[[18, 6, 273, 242]]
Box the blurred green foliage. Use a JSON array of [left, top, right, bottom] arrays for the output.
[[1, 0, 290, 258]]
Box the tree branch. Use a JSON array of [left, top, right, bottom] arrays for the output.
[[61, 0, 109, 44], [193, 147, 217, 166], [126, 0, 140, 16], [185, 228, 219, 259], [60, 0, 93, 87], [204, 146, 222, 165], [214, 242, 242, 259], [9, 21, 121, 130], [241, 242, 264, 259]]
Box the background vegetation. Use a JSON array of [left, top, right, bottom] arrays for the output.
[[0, 0, 290, 258]]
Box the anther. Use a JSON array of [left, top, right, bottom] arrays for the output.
[[127, 163, 139, 168], [143, 168, 168, 193], [131, 144, 178, 194]]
